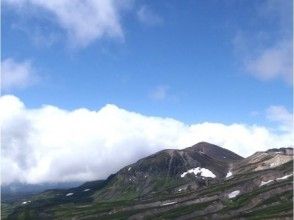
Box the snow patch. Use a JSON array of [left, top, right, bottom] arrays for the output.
[[161, 201, 176, 206], [128, 167, 132, 171], [181, 167, 216, 178], [66, 193, 74, 196], [226, 171, 232, 178], [22, 201, 31, 205], [260, 180, 273, 186], [276, 174, 293, 180], [83, 189, 90, 192], [228, 190, 240, 198]]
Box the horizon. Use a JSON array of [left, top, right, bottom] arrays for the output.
[[1, 0, 293, 185]]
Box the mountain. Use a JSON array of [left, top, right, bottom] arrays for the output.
[[233, 147, 293, 175], [2, 142, 293, 220], [95, 142, 243, 200]]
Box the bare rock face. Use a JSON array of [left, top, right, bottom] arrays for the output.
[[187, 142, 243, 161], [266, 147, 294, 156], [232, 147, 293, 174]]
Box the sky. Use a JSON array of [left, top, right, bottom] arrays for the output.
[[1, 0, 293, 185]]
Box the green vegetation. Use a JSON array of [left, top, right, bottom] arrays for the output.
[[240, 201, 293, 219], [1, 203, 14, 220], [223, 181, 292, 211], [154, 200, 218, 219], [255, 190, 293, 208]]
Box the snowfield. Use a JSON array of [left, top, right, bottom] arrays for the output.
[[226, 171, 232, 178], [22, 201, 31, 205], [276, 174, 292, 180], [228, 190, 240, 198], [260, 180, 273, 186], [161, 201, 177, 206], [181, 167, 216, 178]]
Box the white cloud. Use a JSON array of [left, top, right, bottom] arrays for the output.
[[1, 58, 37, 91], [149, 85, 169, 101], [266, 105, 293, 131], [233, 0, 293, 84], [4, 0, 133, 47], [1, 95, 293, 185], [137, 5, 163, 26], [246, 40, 293, 83]]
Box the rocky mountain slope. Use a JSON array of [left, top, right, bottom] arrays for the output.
[[94, 142, 243, 200], [2, 142, 293, 220]]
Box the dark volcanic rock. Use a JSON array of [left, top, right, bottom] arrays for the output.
[[188, 142, 243, 161]]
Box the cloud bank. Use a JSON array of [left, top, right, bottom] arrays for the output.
[[1, 95, 293, 185]]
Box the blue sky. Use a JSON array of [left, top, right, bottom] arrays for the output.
[[2, 0, 292, 126], [1, 1, 294, 184]]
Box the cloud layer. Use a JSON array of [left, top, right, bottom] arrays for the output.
[[1, 95, 293, 185], [1, 58, 36, 91]]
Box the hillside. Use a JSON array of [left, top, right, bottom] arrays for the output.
[[2, 142, 293, 220]]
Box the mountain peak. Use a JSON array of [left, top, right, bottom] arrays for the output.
[[188, 142, 243, 161]]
